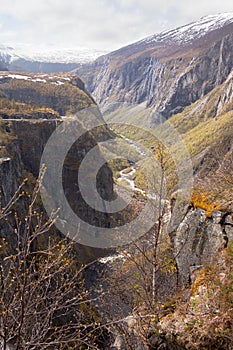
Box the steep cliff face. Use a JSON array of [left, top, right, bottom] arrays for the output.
[[172, 208, 233, 285], [77, 15, 233, 120], [149, 33, 233, 117], [0, 142, 22, 206], [0, 73, 116, 260], [0, 72, 94, 197]]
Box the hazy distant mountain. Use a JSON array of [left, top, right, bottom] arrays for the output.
[[0, 44, 107, 73]]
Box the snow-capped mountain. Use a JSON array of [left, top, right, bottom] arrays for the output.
[[141, 12, 233, 45], [76, 12, 233, 118], [0, 43, 108, 73], [1, 12, 233, 74], [0, 43, 107, 64]]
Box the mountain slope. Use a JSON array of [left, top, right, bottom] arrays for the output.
[[128, 12, 233, 48], [74, 13, 233, 210], [0, 72, 95, 115], [77, 13, 233, 118]]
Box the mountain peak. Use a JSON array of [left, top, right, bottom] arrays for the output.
[[141, 12, 233, 46]]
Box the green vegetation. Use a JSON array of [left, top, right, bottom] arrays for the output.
[[107, 98, 233, 211], [182, 111, 233, 156], [0, 94, 57, 116]]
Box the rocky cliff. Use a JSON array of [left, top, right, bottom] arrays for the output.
[[172, 208, 233, 285], [0, 73, 117, 261], [77, 14, 233, 120]]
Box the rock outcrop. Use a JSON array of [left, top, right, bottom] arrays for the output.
[[173, 208, 233, 285]]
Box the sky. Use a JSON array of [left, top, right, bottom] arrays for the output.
[[0, 0, 233, 52]]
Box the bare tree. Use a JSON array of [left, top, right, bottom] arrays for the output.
[[0, 174, 109, 350], [98, 145, 181, 349]]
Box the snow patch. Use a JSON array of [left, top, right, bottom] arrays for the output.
[[1, 73, 71, 86], [32, 78, 47, 83], [7, 74, 30, 80], [51, 81, 65, 85]]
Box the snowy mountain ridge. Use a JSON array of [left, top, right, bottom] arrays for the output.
[[1, 13, 233, 72], [0, 43, 107, 64], [140, 12, 233, 45]]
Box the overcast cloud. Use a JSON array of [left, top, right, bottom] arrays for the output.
[[0, 0, 232, 51]]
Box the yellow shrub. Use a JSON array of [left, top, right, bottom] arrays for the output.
[[191, 269, 205, 296], [191, 191, 220, 217]]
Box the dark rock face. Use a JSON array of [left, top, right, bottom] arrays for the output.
[[0, 117, 114, 211], [154, 34, 233, 118], [0, 138, 25, 247], [0, 142, 22, 206], [173, 208, 233, 285], [148, 334, 185, 350], [0, 116, 117, 262], [0, 73, 117, 261], [4, 119, 59, 177]]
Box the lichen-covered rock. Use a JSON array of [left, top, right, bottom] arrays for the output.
[[174, 207, 233, 285]]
